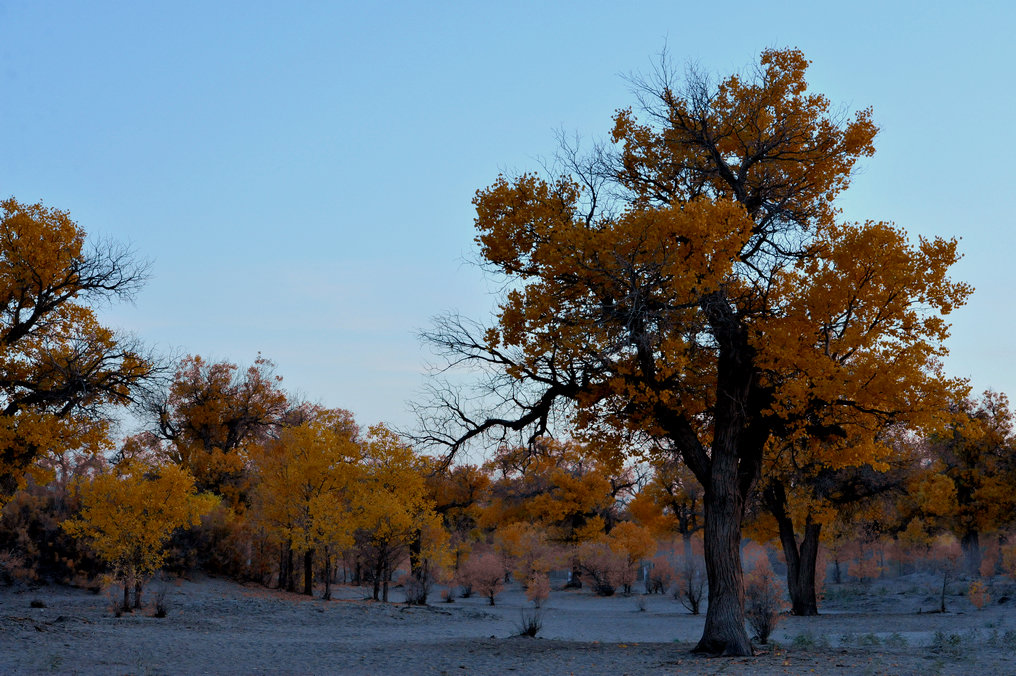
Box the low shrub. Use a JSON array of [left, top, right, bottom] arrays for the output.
[[459, 552, 504, 606], [930, 631, 963, 657], [968, 580, 990, 610], [525, 573, 550, 609], [673, 555, 706, 615], [517, 607, 543, 637], [744, 556, 787, 644]]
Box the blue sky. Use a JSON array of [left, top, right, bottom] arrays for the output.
[[1, 1, 1014, 431]]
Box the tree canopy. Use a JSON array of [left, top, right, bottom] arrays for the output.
[[0, 198, 157, 504], [417, 48, 970, 655]]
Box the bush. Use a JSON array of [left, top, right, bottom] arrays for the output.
[[0, 549, 32, 586], [744, 556, 787, 644], [931, 631, 962, 657], [525, 573, 550, 608], [150, 570, 172, 618], [645, 555, 674, 594], [459, 552, 504, 606], [673, 554, 706, 615], [969, 580, 991, 610], [399, 570, 435, 606], [576, 540, 627, 596], [517, 607, 543, 637]]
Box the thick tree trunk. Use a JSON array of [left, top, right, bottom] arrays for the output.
[[784, 521, 821, 616], [123, 581, 131, 611], [303, 549, 314, 596], [694, 452, 753, 656], [961, 531, 981, 577], [689, 291, 763, 657], [134, 580, 143, 609]]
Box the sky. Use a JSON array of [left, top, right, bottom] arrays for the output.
[[1, 1, 1015, 434]]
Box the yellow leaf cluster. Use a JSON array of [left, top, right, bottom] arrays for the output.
[[62, 458, 214, 581]]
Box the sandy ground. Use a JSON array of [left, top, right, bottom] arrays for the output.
[[2, 574, 1015, 675]]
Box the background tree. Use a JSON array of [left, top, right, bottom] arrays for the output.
[[354, 425, 443, 602], [909, 391, 1016, 575], [249, 407, 361, 596], [423, 463, 490, 574], [607, 521, 656, 594], [628, 457, 703, 559], [416, 48, 969, 654], [0, 198, 157, 505], [481, 439, 626, 544], [0, 449, 107, 585], [63, 457, 214, 610], [146, 355, 289, 503], [755, 429, 919, 615]]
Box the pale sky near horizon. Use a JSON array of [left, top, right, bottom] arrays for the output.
[[1, 1, 1014, 435]]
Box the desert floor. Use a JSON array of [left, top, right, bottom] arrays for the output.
[[2, 573, 1015, 675]]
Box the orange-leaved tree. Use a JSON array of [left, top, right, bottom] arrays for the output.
[[905, 391, 1016, 575], [422, 462, 491, 574], [63, 457, 215, 610], [416, 48, 969, 654], [354, 425, 447, 602], [628, 457, 703, 559], [0, 198, 157, 506], [146, 355, 289, 503], [249, 407, 361, 598], [756, 428, 920, 615], [481, 438, 629, 544]]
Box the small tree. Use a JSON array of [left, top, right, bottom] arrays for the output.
[[968, 580, 990, 610], [675, 553, 707, 615], [577, 540, 627, 596], [353, 425, 442, 602], [744, 556, 786, 644], [646, 555, 675, 594], [608, 522, 656, 595], [461, 552, 504, 606], [929, 534, 962, 612], [63, 458, 214, 610]]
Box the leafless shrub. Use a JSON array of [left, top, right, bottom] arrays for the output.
[[674, 555, 706, 614], [517, 607, 543, 637], [152, 572, 171, 618], [400, 572, 430, 606], [646, 555, 674, 594]]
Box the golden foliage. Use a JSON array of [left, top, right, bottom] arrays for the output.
[[250, 407, 361, 557], [63, 458, 214, 588], [0, 198, 154, 504], [481, 438, 620, 543], [153, 355, 289, 501]]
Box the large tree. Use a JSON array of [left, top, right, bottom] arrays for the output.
[[416, 49, 969, 655], [0, 198, 157, 505]]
